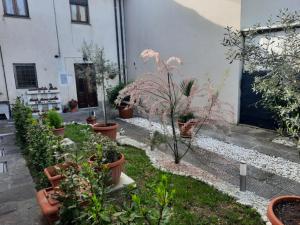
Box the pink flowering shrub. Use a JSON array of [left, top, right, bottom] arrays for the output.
[[116, 49, 233, 163]]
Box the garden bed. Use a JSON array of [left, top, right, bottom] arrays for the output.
[[65, 124, 264, 225]]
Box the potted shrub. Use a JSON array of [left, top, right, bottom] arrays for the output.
[[81, 42, 119, 140], [107, 83, 133, 119], [267, 195, 300, 225], [47, 110, 65, 137], [44, 162, 79, 188], [178, 112, 196, 138], [86, 134, 125, 185], [68, 99, 78, 112]]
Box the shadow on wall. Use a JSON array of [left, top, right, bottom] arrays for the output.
[[124, 0, 241, 122]]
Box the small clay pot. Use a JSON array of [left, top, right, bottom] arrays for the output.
[[52, 127, 65, 137], [177, 121, 196, 138], [86, 116, 97, 125], [267, 195, 300, 225], [36, 188, 60, 224], [118, 106, 133, 119], [88, 153, 125, 185], [92, 122, 118, 140]]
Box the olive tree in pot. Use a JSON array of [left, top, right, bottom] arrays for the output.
[[116, 49, 233, 164], [81, 42, 119, 140]]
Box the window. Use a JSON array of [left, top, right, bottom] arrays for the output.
[[2, 0, 29, 17], [70, 0, 89, 23], [14, 64, 38, 89]]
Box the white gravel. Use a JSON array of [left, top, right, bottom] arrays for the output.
[[117, 135, 270, 223], [121, 117, 300, 183]]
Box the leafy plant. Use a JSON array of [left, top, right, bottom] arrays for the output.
[[223, 9, 300, 141], [12, 97, 33, 148], [68, 99, 78, 110], [107, 82, 127, 107], [178, 112, 195, 123], [47, 110, 64, 129]]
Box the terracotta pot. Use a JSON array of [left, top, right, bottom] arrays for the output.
[[71, 107, 78, 112], [177, 121, 196, 138], [52, 127, 65, 137], [86, 117, 97, 125], [92, 122, 118, 140], [88, 153, 125, 185], [44, 162, 79, 188], [267, 195, 300, 225], [118, 106, 133, 119], [36, 188, 60, 224]]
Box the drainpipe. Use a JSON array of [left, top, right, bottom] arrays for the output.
[[114, 0, 122, 83], [0, 45, 11, 117], [52, 0, 61, 58], [118, 0, 127, 83]]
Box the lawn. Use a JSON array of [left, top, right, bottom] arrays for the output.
[[65, 124, 264, 225]]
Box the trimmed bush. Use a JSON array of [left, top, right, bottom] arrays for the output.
[[47, 110, 64, 129]]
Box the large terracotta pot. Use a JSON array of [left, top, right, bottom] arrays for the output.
[[44, 162, 79, 188], [86, 116, 97, 125], [118, 106, 133, 119], [267, 195, 300, 225], [36, 188, 60, 224], [177, 121, 196, 138], [52, 127, 65, 137], [92, 122, 118, 140], [88, 153, 125, 185]]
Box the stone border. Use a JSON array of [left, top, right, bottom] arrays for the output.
[[117, 135, 271, 224]]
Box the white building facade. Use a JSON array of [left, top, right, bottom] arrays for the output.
[[0, 0, 125, 117], [0, 0, 298, 126]]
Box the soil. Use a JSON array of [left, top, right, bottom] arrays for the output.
[[273, 199, 300, 225]]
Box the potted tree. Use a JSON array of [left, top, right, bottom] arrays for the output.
[[47, 110, 65, 137], [81, 42, 119, 140], [107, 83, 133, 119], [86, 134, 125, 185]]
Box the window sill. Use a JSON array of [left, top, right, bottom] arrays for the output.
[[3, 14, 30, 19], [71, 20, 91, 26]]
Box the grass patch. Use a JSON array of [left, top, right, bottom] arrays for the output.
[[64, 125, 264, 225]]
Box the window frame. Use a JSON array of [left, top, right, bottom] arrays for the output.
[[2, 0, 30, 18], [70, 0, 90, 24], [13, 63, 38, 89]]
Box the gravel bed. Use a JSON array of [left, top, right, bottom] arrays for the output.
[[117, 135, 270, 224], [120, 117, 300, 184]]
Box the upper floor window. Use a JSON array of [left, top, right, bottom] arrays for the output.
[[2, 0, 29, 17], [70, 0, 89, 24], [14, 63, 38, 89]]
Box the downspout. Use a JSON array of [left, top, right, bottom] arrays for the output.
[[52, 0, 61, 58], [118, 0, 126, 83], [114, 0, 122, 83], [0, 45, 11, 117]]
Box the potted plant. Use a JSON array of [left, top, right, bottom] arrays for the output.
[[178, 112, 196, 138], [81, 42, 119, 140], [86, 134, 125, 185], [44, 162, 79, 188], [86, 109, 97, 125], [47, 110, 65, 137], [68, 99, 78, 112], [107, 83, 133, 119], [267, 195, 300, 225]]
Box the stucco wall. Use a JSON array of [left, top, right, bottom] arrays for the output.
[[0, 0, 118, 105], [241, 0, 300, 29], [124, 0, 242, 123]]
